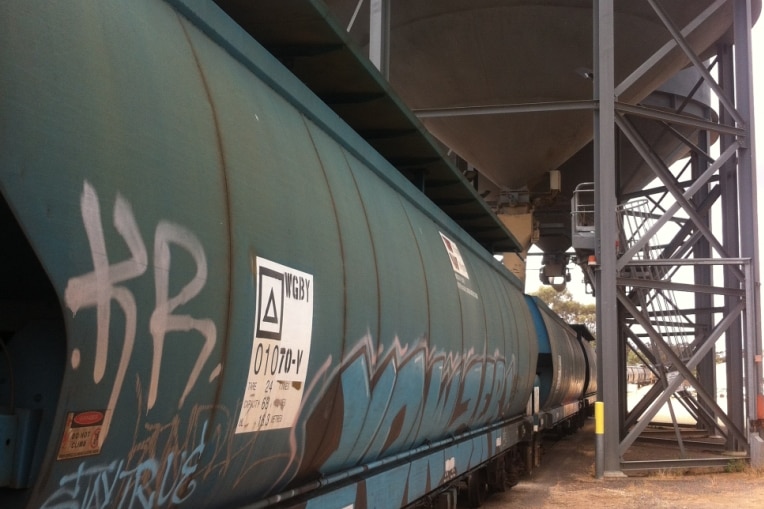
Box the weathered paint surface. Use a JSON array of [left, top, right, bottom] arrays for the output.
[[0, 1, 540, 508]]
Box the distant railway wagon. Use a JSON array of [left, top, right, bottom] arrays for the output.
[[627, 365, 658, 387], [526, 297, 597, 430], [0, 1, 595, 508]]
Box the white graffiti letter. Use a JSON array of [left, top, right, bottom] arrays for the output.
[[148, 221, 217, 410], [64, 181, 148, 444]]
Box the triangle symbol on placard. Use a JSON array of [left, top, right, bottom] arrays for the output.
[[263, 289, 279, 324]]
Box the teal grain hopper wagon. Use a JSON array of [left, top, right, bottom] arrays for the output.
[[11, 0, 750, 507]]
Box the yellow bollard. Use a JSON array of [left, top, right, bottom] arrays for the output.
[[595, 401, 604, 435], [595, 401, 604, 478]]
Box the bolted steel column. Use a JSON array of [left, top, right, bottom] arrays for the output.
[[593, 0, 622, 477], [693, 133, 716, 432], [718, 41, 746, 452], [733, 0, 763, 441], [369, 0, 390, 79]]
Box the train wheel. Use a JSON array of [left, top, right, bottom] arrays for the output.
[[522, 441, 534, 476], [487, 456, 507, 492], [505, 449, 521, 488], [433, 488, 458, 509], [466, 468, 488, 508]]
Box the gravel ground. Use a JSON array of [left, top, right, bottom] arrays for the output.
[[480, 420, 764, 509]]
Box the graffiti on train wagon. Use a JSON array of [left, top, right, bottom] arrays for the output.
[[274, 334, 518, 480], [219, 332, 519, 496], [41, 333, 520, 507], [41, 421, 208, 509], [52, 181, 522, 504], [63, 181, 220, 449]]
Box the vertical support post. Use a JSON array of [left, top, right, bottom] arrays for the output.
[[733, 0, 762, 440], [369, 0, 390, 79], [594, 0, 622, 476], [693, 134, 716, 431], [718, 42, 745, 452]]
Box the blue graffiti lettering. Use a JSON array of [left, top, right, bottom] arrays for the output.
[[316, 336, 516, 472], [41, 422, 207, 509]]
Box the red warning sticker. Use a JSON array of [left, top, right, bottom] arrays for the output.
[[57, 410, 106, 460]]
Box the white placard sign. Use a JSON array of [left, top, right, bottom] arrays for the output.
[[236, 257, 314, 433]]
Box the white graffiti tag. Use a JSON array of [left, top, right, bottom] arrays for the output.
[[149, 222, 217, 410], [64, 182, 147, 446], [64, 181, 219, 443]]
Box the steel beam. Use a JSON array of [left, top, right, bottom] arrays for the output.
[[647, 0, 743, 126], [615, 0, 727, 97], [369, 0, 390, 79], [718, 41, 746, 452], [733, 0, 763, 437], [593, 0, 621, 478], [693, 133, 717, 433], [621, 458, 741, 472], [597, 0, 759, 472], [615, 103, 745, 138], [617, 277, 744, 297], [413, 100, 597, 119], [346, 0, 364, 32], [618, 296, 748, 454], [616, 114, 739, 270], [616, 142, 739, 271]]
